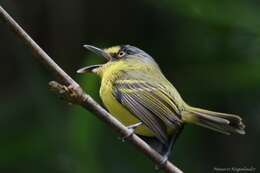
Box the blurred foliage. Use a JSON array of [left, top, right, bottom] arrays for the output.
[[0, 0, 259, 173]]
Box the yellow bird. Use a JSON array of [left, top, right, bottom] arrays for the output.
[[77, 44, 245, 159]]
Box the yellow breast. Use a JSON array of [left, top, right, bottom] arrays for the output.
[[100, 79, 154, 136], [98, 62, 154, 136]]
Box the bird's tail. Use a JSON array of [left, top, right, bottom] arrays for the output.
[[182, 105, 245, 135]]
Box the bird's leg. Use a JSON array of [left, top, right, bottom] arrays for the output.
[[155, 140, 174, 170], [164, 133, 178, 159], [154, 135, 176, 170], [155, 125, 184, 170], [120, 122, 143, 142], [127, 121, 143, 130], [166, 124, 184, 158]]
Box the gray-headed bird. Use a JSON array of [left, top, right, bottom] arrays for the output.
[[77, 45, 245, 161]]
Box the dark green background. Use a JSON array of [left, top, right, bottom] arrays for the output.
[[0, 0, 259, 172]]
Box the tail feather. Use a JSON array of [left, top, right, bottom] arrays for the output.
[[182, 105, 246, 135]]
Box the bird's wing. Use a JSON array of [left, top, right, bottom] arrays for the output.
[[112, 72, 182, 144]]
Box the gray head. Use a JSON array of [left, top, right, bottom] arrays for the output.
[[77, 44, 158, 73]]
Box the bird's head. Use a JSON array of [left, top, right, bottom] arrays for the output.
[[77, 44, 158, 76]]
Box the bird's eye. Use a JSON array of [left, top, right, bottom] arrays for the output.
[[118, 51, 126, 58]]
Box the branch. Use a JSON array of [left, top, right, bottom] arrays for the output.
[[0, 5, 183, 173]]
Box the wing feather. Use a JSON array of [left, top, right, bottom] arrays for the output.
[[112, 75, 182, 144], [121, 92, 168, 143]]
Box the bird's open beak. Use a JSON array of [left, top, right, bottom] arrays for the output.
[[77, 64, 102, 73], [77, 45, 112, 73], [83, 45, 112, 61]]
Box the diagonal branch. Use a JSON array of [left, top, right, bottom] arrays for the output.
[[0, 5, 183, 173]]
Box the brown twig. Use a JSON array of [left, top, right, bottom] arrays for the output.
[[0, 5, 183, 173]]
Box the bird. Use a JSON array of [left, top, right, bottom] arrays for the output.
[[77, 44, 245, 162]]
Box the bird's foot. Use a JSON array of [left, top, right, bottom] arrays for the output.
[[155, 155, 168, 170], [120, 128, 134, 143], [119, 122, 142, 142]]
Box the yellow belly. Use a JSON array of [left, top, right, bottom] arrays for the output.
[[100, 80, 154, 136]]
